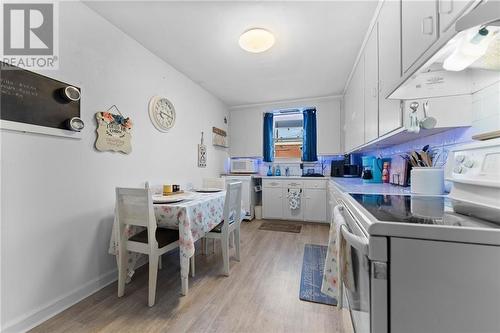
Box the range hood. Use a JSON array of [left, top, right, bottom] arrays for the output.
[[389, 0, 500, 100]]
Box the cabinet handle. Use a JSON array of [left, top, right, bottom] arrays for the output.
[[439, 0, 453, 14], [421, 16, 434, 35]]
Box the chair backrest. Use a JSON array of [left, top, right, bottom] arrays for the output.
[[221, 182, 242, 232], [203, 178, 226, 189], [115, 188, 156, 231]]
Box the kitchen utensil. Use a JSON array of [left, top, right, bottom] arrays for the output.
[[408, 102, 420, 133], [410, 152, 423, 167], [420, 100, 437, 129]]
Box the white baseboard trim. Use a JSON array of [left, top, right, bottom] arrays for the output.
[[2, 269, 117, 333]]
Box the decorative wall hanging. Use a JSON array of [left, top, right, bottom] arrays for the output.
[[95, 105, 133, 154], [212, 126, 228, 147], [198, 131, 207, 167], [0, 61, 83, 139], [148, 95, 176, 132]]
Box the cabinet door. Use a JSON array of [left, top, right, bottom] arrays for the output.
[[344, 58, 364, 152], [229, 110, 262, 157], [304, 189, 327, 222], [343, 87, 354, 152], [352, 57, 365, 148], [378, 0, 403, 136], [262, 187, 283, 219], [283, 188, 304, 221], [439, 0, 475, 33], [364, 25, 379, 143], [317, 98, 341, 155], [402, 0, 438, 73]]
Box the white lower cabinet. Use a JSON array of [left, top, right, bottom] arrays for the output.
[[262, 178, 327, 223], [262, 186, 283, 219], [303, 188, 327, 222]]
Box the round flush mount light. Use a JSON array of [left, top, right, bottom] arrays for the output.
[[239, 28, 275, 53]]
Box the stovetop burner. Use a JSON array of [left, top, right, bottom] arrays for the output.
[[349, 193, 500, 229]]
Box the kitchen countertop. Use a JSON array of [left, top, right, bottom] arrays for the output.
[[260, 176, 328, 180], [329, 177, 413, 195]]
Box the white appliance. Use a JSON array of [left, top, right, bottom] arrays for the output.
[[230, 158, 258, 174], [224, 175, 259, 220], [329, 138, 500, 333], [389, 1, 500, 101]]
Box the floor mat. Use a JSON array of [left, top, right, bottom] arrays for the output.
[[299, 244, 337, 306], [258, 221, 302, 233]]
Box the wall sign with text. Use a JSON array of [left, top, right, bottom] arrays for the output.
[[95, 112, 133, 154]]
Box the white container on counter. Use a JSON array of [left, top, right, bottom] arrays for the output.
[[411, 167, 444, 195]]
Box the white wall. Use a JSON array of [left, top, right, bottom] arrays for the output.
[[229, 96, 342, 157], [0, 2, 229, 332]]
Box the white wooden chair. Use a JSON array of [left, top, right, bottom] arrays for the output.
[[202, 178, 226, 189], [144, 181, 196, 275], [203, 182, 242, 276], [116, 187, 180, 307]]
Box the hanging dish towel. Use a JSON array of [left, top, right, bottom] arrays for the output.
[[321, 205, 354, 307], [287, 189, 301, 210]]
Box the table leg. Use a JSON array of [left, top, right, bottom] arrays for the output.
[[180, 255, 190, 296]]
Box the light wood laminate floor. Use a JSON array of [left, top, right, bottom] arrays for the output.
[[31, 220, 349, 333]]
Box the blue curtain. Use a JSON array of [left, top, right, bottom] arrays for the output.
[[302, 108, 318, 161], [263, 112, 274, 162]]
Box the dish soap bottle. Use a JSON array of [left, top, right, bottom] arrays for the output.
[[275, 165, 281, 176], [267, 165, 273, 176]]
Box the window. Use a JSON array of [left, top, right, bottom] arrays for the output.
[[274, 111, 303, 160], [263, 107, 317, 162]]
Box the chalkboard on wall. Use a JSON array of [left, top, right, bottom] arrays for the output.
[[0, 62, 81, 133]]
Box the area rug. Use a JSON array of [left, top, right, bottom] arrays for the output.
[[258, 221, 302, 233], [299, 244, 337, 306]]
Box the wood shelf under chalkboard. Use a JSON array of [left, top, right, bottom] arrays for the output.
[[0, 62, 82, 139]]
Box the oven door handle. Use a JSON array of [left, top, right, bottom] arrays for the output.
[[340, 224, 369, 256]]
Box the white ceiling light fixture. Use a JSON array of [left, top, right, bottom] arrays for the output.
[[239, 28, 275, 53]]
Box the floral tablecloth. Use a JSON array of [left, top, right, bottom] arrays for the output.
[[109, 191, 225, 294]]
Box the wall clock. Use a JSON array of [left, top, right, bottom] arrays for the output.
[[148, 96, 176, 132]]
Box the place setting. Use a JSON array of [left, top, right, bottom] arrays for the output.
[[152, 184, 193, 204]]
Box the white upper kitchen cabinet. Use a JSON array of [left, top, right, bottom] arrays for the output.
[[348, 58, 366, 151], [364, 25, 379, 143], [316, 98, 342, 155], [378, 0, 403, 136], [438, 0, 476, 34], [229, 110, 263, 157], [402, 0, 439, 73]]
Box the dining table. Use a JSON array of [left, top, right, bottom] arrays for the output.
[[109, 190, 226, 295]]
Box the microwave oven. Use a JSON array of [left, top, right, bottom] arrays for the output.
[[230, 158, 258, 174]]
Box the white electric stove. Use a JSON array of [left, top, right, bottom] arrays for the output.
[[330, 138, 500, 333]]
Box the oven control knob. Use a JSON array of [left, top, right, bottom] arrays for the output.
[[453, 165, 464, 174], [463, 159, 474, 168], [455, 155, 466, 163]]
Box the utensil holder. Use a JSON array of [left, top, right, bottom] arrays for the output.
[[411, 167, 444, 195]]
